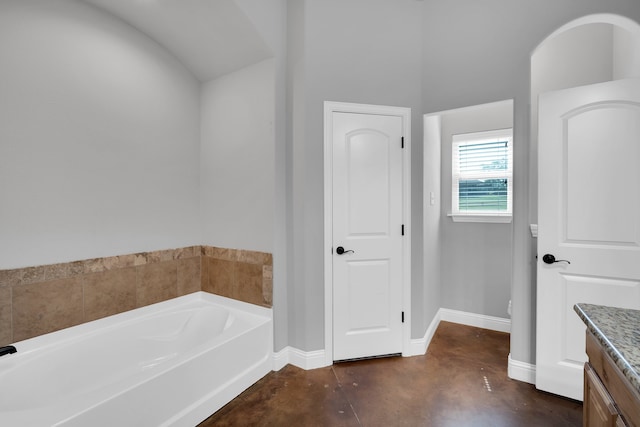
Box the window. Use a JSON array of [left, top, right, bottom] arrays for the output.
[[450, 129, 513, 223]]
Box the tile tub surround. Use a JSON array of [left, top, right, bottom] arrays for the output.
[[574, 303, 640, 396], [201, 246, 273, 308], [0, 246, 272, 347]]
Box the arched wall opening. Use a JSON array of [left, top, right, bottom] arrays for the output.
[[527, 13, 640, 367], [530, 14, 640, 226]]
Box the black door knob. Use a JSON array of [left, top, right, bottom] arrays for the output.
[[542, 254, 571, 264], [335, 246, 354, 255]]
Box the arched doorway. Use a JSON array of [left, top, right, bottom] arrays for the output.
[[532, 14, 640, 400], [531, 14, 640, 180]]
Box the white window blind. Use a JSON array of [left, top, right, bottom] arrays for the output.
[[451, 129, 513, 219]]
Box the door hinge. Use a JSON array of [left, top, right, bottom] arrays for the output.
[[402, 311, 405, 323], [401, 136, 404, 148], [401, 224, 405, 236]]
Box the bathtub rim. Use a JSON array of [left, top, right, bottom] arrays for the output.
[[3, 291, 272, 357]]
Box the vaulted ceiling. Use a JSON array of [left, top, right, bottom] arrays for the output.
[[81, 0, 272, 81]]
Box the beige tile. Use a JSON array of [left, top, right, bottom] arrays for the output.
[[147, 249, 175, 263], [236, 262, 265, 307], [45, 259, 88, 281], [175, 246, 197, 260], [21, 266, 45, 285], [146, 250, 162, 263], [238, 250, 272, 266], [134, 253, 148, 266], [209, 246, 239, 261], [0, 286, 11, 307], [12, 277, 83, 342], [0, 287, 12, 346], [84, 268, 136, 322], [177, 257, 201, 296], [84, 254, 133, 272], [44, 263, 70, 281], [136, 261, 178, 307], [204, 258, 235, 298], [200, 255, 209, 291], [0, 305, 11, 347], [84, 258, 106, 274], [0, 269, 21, 287], [116, 254, 136, 269], [201, 245, 215, 258], [262, 265, 273, 307], [44, 262, 73, 281], [161, 249, 176, 261], [68, 261, 86, 277], [101, 255, 122, 271]]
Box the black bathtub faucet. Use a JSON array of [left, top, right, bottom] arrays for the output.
[[0, 345, 17, 357]]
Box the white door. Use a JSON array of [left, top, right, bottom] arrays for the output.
[[536, 78, 640, 400], [331, 111, 404, 361]]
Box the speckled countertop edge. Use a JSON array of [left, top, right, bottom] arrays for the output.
[[574, 303, 640, 396]]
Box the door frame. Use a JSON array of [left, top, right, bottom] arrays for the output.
[[323, 101, 411, 366]]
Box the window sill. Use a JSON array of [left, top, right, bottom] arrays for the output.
[[448, 213, 512, 223]]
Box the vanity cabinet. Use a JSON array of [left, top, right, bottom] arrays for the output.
[[584, 362, 626, 426], [584, 331, 640, 427]]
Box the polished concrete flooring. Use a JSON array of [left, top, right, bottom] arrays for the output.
[[199, 321, 582, 426]]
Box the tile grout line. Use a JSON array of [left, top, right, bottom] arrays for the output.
[[331, 365, 362, 426]]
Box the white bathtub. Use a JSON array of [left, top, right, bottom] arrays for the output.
[[0, 291, 273, 427]]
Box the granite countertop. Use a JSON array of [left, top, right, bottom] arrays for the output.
[[574, 303, 640, 396]]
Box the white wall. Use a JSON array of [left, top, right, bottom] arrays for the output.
[[235, 0, 290, 352], [613, 25, 640, 79], [0, 0, 201, 268], [422, 115, 442, 334], [530, 23, 615, 218], [288, 0, 424, 350], [200, 59, 275, 253], [439, 101, 513, 318]]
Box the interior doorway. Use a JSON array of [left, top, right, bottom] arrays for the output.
[[323, 102, 412, 365], [531, 13, 640, 400]]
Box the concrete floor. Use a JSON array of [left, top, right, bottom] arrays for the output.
[[199, 321, 582, 426]]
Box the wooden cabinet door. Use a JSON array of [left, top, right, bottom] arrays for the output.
[[584, 363, 621, 427]]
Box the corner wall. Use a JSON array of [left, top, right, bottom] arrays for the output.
[[421, 115, 442, 335], [200, 59, 276, 254]]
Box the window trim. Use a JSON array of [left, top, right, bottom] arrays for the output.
[[450, 128, 513, 223], [447, 212, 513, 223]]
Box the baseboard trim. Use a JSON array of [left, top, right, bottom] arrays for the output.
[[272, 346, 328, 371], [276, 309, 512, 371], [439, 308, 511, 333], [272, 346, 290, 371], [407, 309, 442, 356], [508, 353, 536, 384]]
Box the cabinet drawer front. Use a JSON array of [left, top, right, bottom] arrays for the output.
[[586, 332, 640, 427], [585, 362, 620, 426]]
